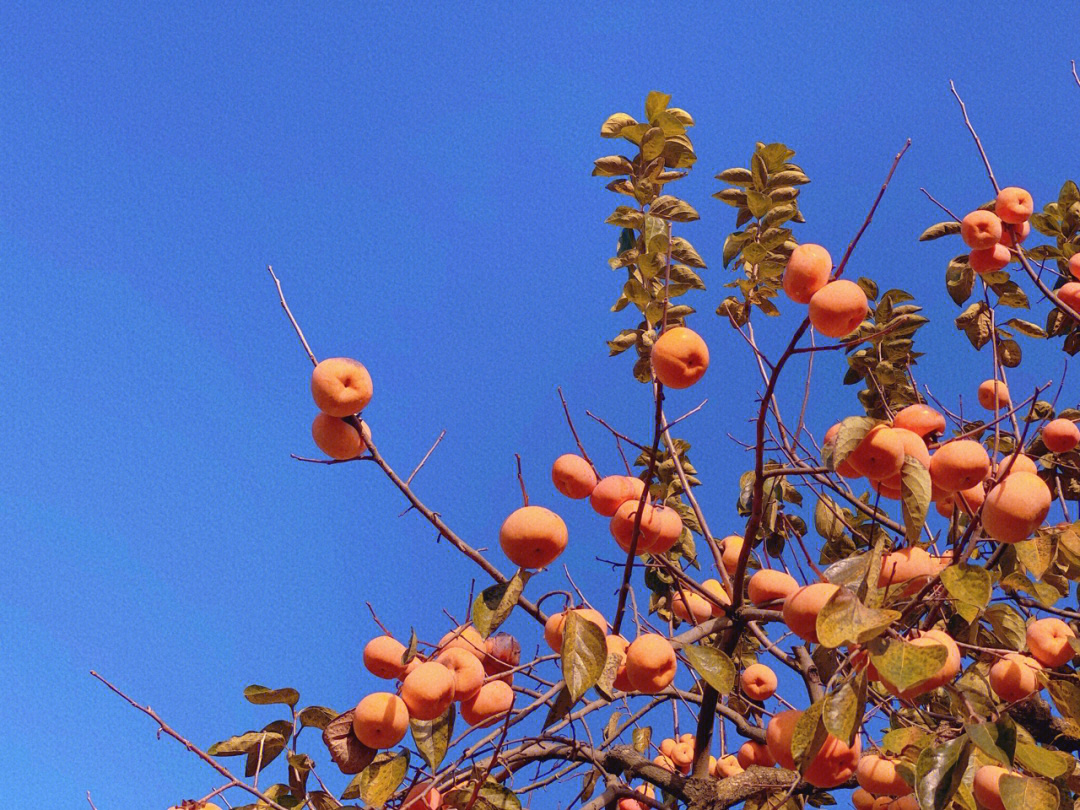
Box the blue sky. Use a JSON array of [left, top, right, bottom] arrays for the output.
[[2, 2, 1079, 805]]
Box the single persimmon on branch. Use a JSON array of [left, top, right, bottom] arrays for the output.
[[97, 82, 1080, 810]]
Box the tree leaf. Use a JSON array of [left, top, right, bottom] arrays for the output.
[[600, 113, 638, 139], [307, 792, 341, 810], [816, 586, 900, 648], [916, 736, 971, 810], [900, 456, 931, 543], [632, 726, 651, 754], [870, 637, 948, 693], [561, 612, 607, 702], [411, 705, 454, 771], [298, 706, 338, 731], [999, 774, 1059, 810], [831, 416, 878, 468], [208, 730, 287, 757], [1013, 742, 1074, 778], [939, 564, 991, 623], [791, 700, 827, 767], [964, 717, 1016, 765], [946, 257, 975, 306], [920, 221, 962, 241], [541, 685, 574, 730], [355, 751, 409, 807], [245, 720, 291, 776], [243, 684, 300, 707], [824, 675, 865, 746], [683, 644, 736, 694], [322, 711, 376, 775], [472, 570, 532, 638], [1003, 318, 1047, 339], [645, 91, 671, 122], [814, 496, 848, 544]]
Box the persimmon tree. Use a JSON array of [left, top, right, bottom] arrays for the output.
[[96, 79, 1080, 810]]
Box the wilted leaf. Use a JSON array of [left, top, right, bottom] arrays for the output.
[[915, 736, 971, 810], [298, 705, 338, 731], [244, 684, 300, 707], [473, 570, 532, 638], [1000, 774, 1059, 810], [900, 457, 931, 543], [411, 706, 454, 771], [307, 792, 341, 810], [870, 637, 948, 693], [816, 586, 900, 648], [921, 221, 962, 241], [208, 730, 287, 757], [940, 564, 991, 623], [965, 717, 1016, 765], [946, 257, 975, 306], [1013, 742, 1073, 778], [814, 496, 848, 544], [633, 726, 651, 753], [323, 711, 376, 775], [1003, 318, 1047, 339], [542, 685, 574, 730], [823, 675, 865, 746], [245, 720, 291, 776], [683, 644, 736, 694], [561, 612, 607, 702], [355, 751, 409, 807]]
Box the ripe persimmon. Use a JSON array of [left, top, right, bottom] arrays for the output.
[[783, 243, 832, 304], [748, 569, 799, 606], [977, 379, 1010, 410], [782, 582, 839, 644], [651, 326, 709, 389], [1043, 418, 1080, 453], [848, 425, 906, 480], [741, 663, 777, 700], [995, 187, 1034, 224], [981, 471, 1051, 543], [737, 740, 775, 769], [589, 475, 646, 517], [436, 647, 485, 702], [961, 210, 1003, 249], [459, 680, 514, 727], [969, 244, 1011, 274], [891, 404, 946, 439], [499, 505, 568, 569], [544, 608, 608, 652], [624, 634, 677, 693], [363, 635, 408, 680], [989, 652, 1042, 703], [401, 661, 456, 720], [311, 357, 373, 417], [929, 440, 989, 492], [973, 765, 1009, 810], [856, 754, 913, 797], [808, 280, 868, 338], [352, 692, 409, 749], [551, 454, 598, 499], [311, 413, 366, 460], [1026, 617, 1076, 668]]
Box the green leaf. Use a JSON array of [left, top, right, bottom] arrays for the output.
[[411, 706, 454, 771], [243, 684, 300, 707], [816, 586, 900, 648], [999, 774, 1059, 810], [915, 736, 971, 810], [560, 612, 607, 702], [870, 637, 948, 693], [1013, 742, 1074, 778], [472, 570, 532, 638], [920, 221, 962, 241], [939, 564, 991, 623], [683, 644, 736, 694], [356, 751, 409, 807], [964, 717, 1016, 765], [823, 675, 865, 746], [899, 456, 931, 543]]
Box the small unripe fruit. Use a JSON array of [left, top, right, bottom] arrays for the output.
[[499, 505, 568, 569], [551, 454, 598, 499], [783, 243, 832, 304], [961, 210, 1003, 249], [808, 280, 868, 339], [651, 326, 709, 389], [311, 357, 373, 417]]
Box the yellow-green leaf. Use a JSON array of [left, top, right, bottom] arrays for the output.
[[900, 457, 931, 543], [561, 612, 607, 702], [915, 736, 971, 810], [411, 706, 454, 771], [1000, 774, 1059, 810], [355, 751, 409, 806], [243, 684, 300, 707], [940, 564, 991, 623], [870, 637, 948, 693], [683, 644, 736, 694]]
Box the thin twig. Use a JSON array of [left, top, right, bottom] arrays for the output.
[[406, 429, 447, 485], [266, 265, 317, 367], [557, 387, 598, 475], [949, 81, 999, 193], [515, 453, 529, 507]]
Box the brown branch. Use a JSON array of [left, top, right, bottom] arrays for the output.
[[514, 453, 529, 507], [406, 429, 447, 485], [266, 265, 317, 367], [948, 81, 999, 194], [557, 387, 598, 475], [90, 671, 290, 810]]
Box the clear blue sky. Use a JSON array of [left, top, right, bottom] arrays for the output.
[[2, 2, 1078, 805]]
